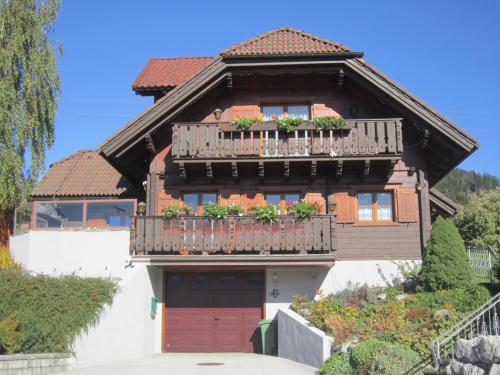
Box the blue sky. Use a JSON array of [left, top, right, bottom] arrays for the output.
[[49, 0, 500, 176]]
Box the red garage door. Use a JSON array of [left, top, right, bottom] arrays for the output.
[[164, 272, 264, 352]]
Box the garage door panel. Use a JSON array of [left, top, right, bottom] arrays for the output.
[[164, 272, 263, 353]]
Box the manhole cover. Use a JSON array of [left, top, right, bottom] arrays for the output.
[[196, 362, 225, 366]]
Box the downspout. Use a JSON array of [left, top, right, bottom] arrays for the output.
[[416, 168, 426, 256]]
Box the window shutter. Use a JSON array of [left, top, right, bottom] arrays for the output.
[[334, 192, 356, 223], [304, 192, 326, 214], [397, 189, 419, 222], [231, 105, 260, 120]]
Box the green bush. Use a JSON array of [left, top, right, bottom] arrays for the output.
[[202, 203, 228, 219], [419, 216, 472, 291], [351, 338, 388, 373], [313, 116, 346, 130], [275, 117, 303, 132], [368, 342, 421, 374], [231, 117, 259, 130], [319, 352, 353, 375], [0, 269, 117, 353], [0, 313, 25, 354], [254, 205, 279, 223], [288, 201, 319, 220]]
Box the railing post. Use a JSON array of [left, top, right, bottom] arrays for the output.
[[129, 216, 136, 255]]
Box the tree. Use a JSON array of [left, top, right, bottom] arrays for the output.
[[419, 216, 472, 291], [0, 0, 61, 217], [455, 189, 500, 250]]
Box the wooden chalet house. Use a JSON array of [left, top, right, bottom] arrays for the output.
[[10, 28, 474, 364]]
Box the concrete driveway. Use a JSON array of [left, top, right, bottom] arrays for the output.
[[59, 353, 317, 375]]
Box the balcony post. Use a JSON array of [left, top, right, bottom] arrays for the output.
[[129, 216, 136, 255]]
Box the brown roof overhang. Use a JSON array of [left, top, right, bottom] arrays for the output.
[[429, 188, 459, 217]]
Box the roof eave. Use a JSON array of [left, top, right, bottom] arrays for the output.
[[221, 51, 364, 60]]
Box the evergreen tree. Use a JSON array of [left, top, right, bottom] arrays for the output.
[[419, 216, 472, 291], [0, 0, 61, 216]]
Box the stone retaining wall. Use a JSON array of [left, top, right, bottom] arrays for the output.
[[445, 335, 500, 375], [0, 353, 72, 375]]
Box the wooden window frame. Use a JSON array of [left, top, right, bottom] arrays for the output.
[[182, 192, 218, 216], [355, 191, 396, 225], [265, 193, 301, 215], [31, 198, 137, 231], [260, 103, 311, 120]]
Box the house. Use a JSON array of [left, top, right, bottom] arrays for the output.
[[9, 27, 473, 367]]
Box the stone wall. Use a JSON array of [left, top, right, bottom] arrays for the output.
[[445, 336, 500, 375], [0, 353, 72, 375]]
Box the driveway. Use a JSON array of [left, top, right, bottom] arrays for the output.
[[59, 353, 317, 375]]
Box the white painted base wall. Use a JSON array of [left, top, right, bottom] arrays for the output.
[[265, 260, 418, 318], [277, 307, 332, 369]]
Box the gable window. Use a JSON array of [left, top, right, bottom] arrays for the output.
[[357, 192, 393, 221], [183, 192, 217, 215], [265, 193, 300, 214], [262, 104, 310, 121]]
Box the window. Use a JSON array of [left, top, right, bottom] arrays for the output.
[[182, 192, 217, 215], [86, 201, 134, 228], [32, 199, 136, 230], [262, 104, 310, 121], [36, 202, 84, 228], [265, 193, 300, 214], [14, 203, 33, 234], [357, 192, 393, 222]]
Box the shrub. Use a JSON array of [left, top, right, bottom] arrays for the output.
[[419, 216, 472, 291], [319, 352, 353, 375], [0, 269, 117, 353], [325, 315, 357, 343], [351, 338, 388, 373], [274, 117, 303, 132], [368, 342, 421, 374], [0, 313, 25, 354], [0, 247, 15, 269], [161, 205, 191, 218], [334, 283, 380, 309]]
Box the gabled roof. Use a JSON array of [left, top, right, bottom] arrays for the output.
[[132, 57, 215, 93], [429, 188, 459, 217], [31, 150, 138, 198], [221, 27, 351, 56]]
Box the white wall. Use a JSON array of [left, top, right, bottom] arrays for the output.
[[10, 230, 131, 278], [9, 230, 164, 369], [265, 260, 418, 318], [277, 307, 332, 369]]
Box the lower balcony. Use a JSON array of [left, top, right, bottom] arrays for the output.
[[130, 215, 335, 256]]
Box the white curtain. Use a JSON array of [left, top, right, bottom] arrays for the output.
[[377, 207, 392, 221], [358, 207, 373, 221]]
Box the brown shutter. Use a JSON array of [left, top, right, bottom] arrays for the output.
[[397, 189, 419, 222], [334, 192, 357, 223], [231, 105, 260, 120]]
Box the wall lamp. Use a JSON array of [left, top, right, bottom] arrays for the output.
[[213, 108, 223, 121], [327, 196, 337, 214], [137, 202, 147, 216]]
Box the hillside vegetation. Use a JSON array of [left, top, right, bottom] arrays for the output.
[[436, 168, 499, 204]]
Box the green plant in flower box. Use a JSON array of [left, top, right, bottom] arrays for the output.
[[254, 205, 279, 224], [226, 203, 243, 216], [288, 201, 319, 220], [162, 205, 191, 218], [274, 117, 303, 132], [203, 203, 228, 220], [313, 116, 346, 130], [231, 117, 259, 130]]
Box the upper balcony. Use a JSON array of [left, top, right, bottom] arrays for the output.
[[171, 118, 403, 164]]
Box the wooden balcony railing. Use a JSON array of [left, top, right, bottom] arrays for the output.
[[171, 119, 403, 161], [131, 215, 334, 255]]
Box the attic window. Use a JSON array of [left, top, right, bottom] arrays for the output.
[[262, 104, 310, 121]]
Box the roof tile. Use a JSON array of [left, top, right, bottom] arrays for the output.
[[132, 57, 215, 91], [31, 150, 137, 198], [220, 27, 351, 56]]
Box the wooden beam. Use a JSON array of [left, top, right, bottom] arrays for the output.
[[178, 162, 186, 179], [310, 160, 317, 178], [144, 133, 157, 156], [419, 129, 430, 150], [226, 72, 233, 94], [387, 159, 396, 178], [231, 162, 238, 179], [337, 68, 344, 91], [205, 162, 213, 179], [336, 160, 343, 178], [284, 160, 290, 178], [258, 161, 264, 178], [363, 160, 370, 179]]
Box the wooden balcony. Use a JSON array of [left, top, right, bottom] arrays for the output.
[[131, 215, 335, 256], [171, 118, 403, 162]]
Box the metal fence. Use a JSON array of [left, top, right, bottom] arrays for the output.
[[467, 246, 498, 280]]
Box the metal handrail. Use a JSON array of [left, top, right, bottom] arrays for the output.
[[431, 292, 500, 369]]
